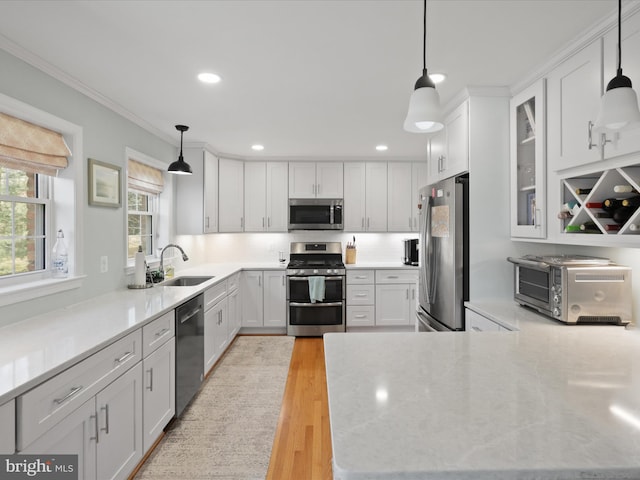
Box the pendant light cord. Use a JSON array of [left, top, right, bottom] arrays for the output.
[[422, 0, 427, 71], [617, 0, 622, 75]]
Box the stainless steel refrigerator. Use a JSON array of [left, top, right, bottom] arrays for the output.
[[416, 174, 469, 331]]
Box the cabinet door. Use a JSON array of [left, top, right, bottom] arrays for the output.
[[289, 162, 316, 198], [510, 79, 547, 239], [443, 100, 469, 178], [21, 398, 97, 480], [375, 284, 412, 326], [142, 339, 175, 453], [316, 162, 344, 198], [203, 151, 218, 233], [241, 271, 263, 327], [266, 162, 289, 231], [365, 163, 387, 231], [603, 9, 640, 158], [547, 40, 603, 171], [95, 363, 143, 480], [411, 162, 428, 231], [343, 162, 366, 231], [264, 271, 286, 327], [227, 287, 241, 339], [205, 299, 228, 372], [244, 162, 267, 232], [214, 299, 229, 359], [428, 128, 446, 184], [0, 400, 14, 454], [219, 158, 245, 232], [387, 162, 413, 232]]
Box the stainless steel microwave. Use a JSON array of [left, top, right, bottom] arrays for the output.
[[288, 198, 343, 230], [507, 255, 632, 325]]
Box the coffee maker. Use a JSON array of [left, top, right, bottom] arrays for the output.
[[403, 239, 418, 265]]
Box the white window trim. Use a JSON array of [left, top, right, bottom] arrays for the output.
[[124, 147, 173, 274], [0, 93, 85, 307]]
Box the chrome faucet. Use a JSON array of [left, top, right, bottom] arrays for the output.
[[158, 244, 189, 281]]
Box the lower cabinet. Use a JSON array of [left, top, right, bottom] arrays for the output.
[[227, 280, 241, 338], [21, 363, 143, 480], [465, 308, 508, 332], [241, 270, 287, 331], [375, 283, 417, 326], [142, 339, 175, 452], [204, 297, 229, 373], [0, 399, 15, 453]]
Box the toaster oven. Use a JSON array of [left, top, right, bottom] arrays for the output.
[[507, 255, 632, 325]]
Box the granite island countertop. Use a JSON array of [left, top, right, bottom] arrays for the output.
[[324, 309, 640, 479]]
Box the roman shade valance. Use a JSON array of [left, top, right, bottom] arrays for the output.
[[0, 112, 71, 176], [128, 158, 164, 194]]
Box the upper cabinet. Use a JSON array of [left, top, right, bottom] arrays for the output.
[[428, 100, 469, 184], [289, 162, 343, 198], [176, 148, 218, 234], [387, 162, 427, 232], [602, 9, 640, 158], [244, 162, 288, 232], [510, 79, 546, 239], [219, 158, 244, 232], [343, 162, 387, 232]]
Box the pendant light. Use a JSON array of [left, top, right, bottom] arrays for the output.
[[404, 0, 443, 133], [594, 0, 640, 131], [167, 125, 193, 175]]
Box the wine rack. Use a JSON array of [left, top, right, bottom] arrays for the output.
[[561, 165, 640, 235]]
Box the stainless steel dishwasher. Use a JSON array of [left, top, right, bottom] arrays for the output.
[[175, 293, 204, 416]]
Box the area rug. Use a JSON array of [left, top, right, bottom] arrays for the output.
[[134, 335, 295, 480]]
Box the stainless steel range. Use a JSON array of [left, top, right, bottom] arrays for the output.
[[286, 242, 346, 336]]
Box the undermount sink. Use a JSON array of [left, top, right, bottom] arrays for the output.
[[161, 276, 214, 286]]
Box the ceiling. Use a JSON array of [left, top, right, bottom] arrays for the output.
[[0, 0, 619, 161]]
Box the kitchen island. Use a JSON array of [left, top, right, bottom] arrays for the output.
[[324, 308, 640, 479]]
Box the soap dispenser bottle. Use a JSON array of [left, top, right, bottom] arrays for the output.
[[134, 245, 146, 286], [51, 229, 68, 278]]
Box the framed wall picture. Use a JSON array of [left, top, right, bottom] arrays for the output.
[[88, 158, 121, 207]]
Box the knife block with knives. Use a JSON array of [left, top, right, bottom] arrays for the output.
[[345, 237, 356, 264]]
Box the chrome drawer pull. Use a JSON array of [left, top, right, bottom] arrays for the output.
[[115, 351, 133, 364], [154, 327, 169, 338], [354, 314, 366, 319], [100, 405, 110, 434], [90, 413, 99, 443], [354, 276, 367, 279], [386, 275, 399, 279], [146, 368, 154, 391], [53, 385, 83, 405], [354, 293, 368, 297]]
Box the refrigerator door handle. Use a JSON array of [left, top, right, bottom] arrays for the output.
[[420, 194, 435, 305]]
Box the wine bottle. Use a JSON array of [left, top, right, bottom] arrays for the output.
[[560, 200, 579, 212], [612, 206, 635, 224], [614, 185, 638, 193], [621, 196, 640, 208], [593, 211, 612, 218], [565, 225, 581, 233], [585, 202, 603, 209], [579, 222, 600, 232], [604, 224, 622, 232], [557, 211, 573, 219], [603, 198, 624, 211], [575, 188, 592, 195]]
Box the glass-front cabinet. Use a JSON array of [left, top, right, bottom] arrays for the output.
[[510, 79, 546, 239]]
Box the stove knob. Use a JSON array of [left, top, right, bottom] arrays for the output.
[[313, 269, 319, 274], [553, 295, 561, 305], [327, 269, 333, 274], [553, 307, 561, 317]]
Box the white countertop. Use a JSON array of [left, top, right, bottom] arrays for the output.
[[324, 305, 640, 479], [345, 262, 418, 270], [0, 262, 286, 404]]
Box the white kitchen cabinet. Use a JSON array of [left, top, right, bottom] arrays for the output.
[[263, 271, 286, 328], [346, 270, 375, 328], [22, 363, 143, 480], [510, 78, 547, 239], [602, 8, 640, 158], [428, 100, 469, 184], [289, 162, 343, 198], [219, 158, 244, 232], [547, 40, 604, 172], [465, 309, 503, 332], [176, 149, 218, 234], [0, 399, 15, 453], [241, 271, 263, 328], [343, 162, 387, 231], [142, 338, 174, 453], [244, 162, 288, 232], [204, 297, 228, 374], [388, 162, 426, 232], [227, 280, 241, 338], [375, 270, 418, 327]]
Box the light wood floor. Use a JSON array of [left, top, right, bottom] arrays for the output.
[[266, 337, 334, 480]]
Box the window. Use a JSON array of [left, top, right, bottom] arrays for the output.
[[0, 167, 48, 276], [127, 188, 156, 258]]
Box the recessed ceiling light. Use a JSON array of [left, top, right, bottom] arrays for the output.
[[429, 73, 446, 84], [251, 144, 265, 151], [197, 72, 221, 84], [376, 145, 388, 151]]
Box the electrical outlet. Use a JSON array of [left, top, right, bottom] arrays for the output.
[[100, 256, 108, 273]]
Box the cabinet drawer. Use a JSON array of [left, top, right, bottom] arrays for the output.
[[0, 399, 15, 454], [205, 281, 227, 311], [346, 284, 375, 305], [375, 269, 418, 284], [347, 306, 375, 327], [347, 270, 375, 284], [466, 309, 501, 332], [227, 273, 240, 293], [142, 310, 175, 357], [17, 329, 142, 450]]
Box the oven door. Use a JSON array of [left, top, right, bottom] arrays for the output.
[[287, 275, 345, 335], [513, 263, 553, 313]]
